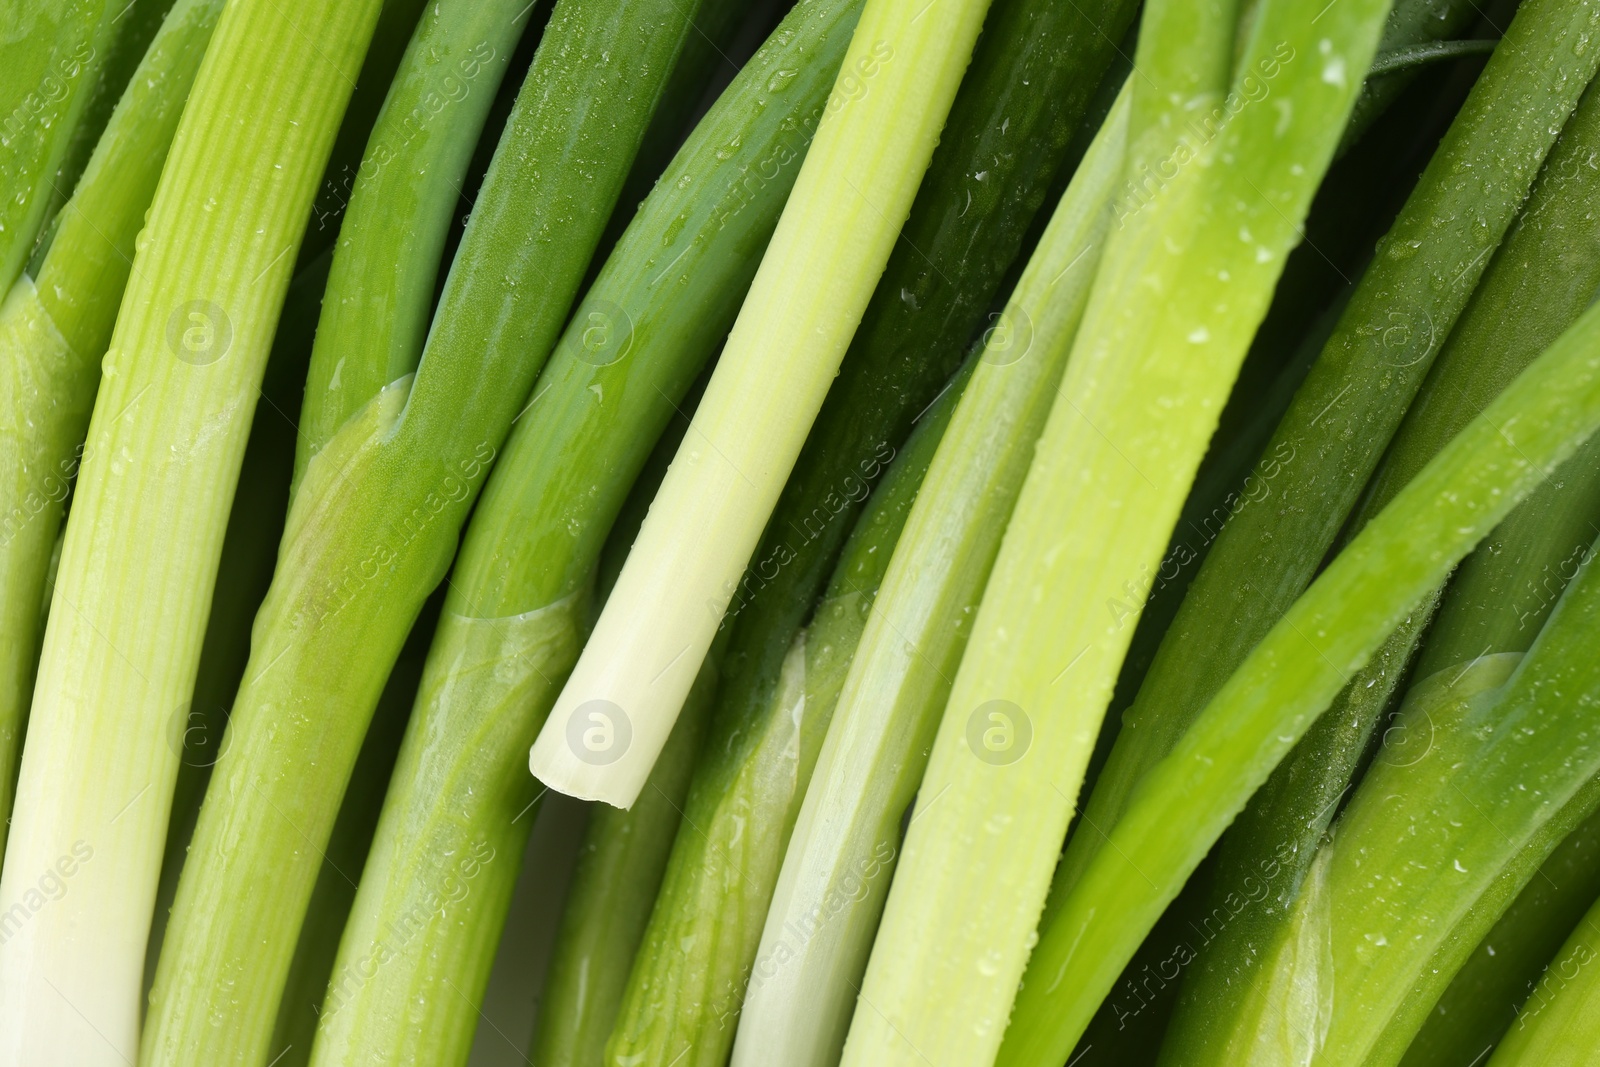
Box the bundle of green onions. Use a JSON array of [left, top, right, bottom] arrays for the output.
[[4, 0, 1600, 1062]]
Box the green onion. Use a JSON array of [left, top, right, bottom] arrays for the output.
[[998, 290, 1600, 1067], [1192, 508, 1600, 1067], [0, 0, 224, 864], [531, 668, 718, 1067], [732, 83, 1128, 1067], [838, 0, 1390, 1058], [140, 0, 712, 1058], [530, 0, 998, 807], [1051, 0, 1600, 911], [1156, 66, 1600, 1066], [1484, 873, 1600, 1064], [0, 0, 387, 1058], [1401, 805, 1600, 1066], [142, 251, 330, 1004], [291, 0, 528, 488], [36, 0, 176, 232], [0, 0, 121, 292], [1341, 0, 1484, 149], [304, 1, 864, 1058], [270, 625, 429, 1067], [527, 404, 716, 1065], [606, 353, 966, 1067], [587, 0, 754, 271]]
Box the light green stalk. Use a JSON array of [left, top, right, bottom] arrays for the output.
[[1053, 0, 1600, 910], [999, 298, 1600, 1066], [731, 85, 1127, 1067], [1486, 879, 1600, 1063], [0, 0, 223, 870], [530, 0, 997, 807], [143, 0, 711, 1059], [527, 385, 715, 1067], [604, 356, 965, 1067], [837, 0, 1390, 1060], [0, 0, 385, 1060], [307, 2, 863, 1060], [0, 0, 120, 292]]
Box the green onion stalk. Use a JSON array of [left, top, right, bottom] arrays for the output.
[[1154, 66, 1600, 1067], [0, 0, 387, 1060], [139, 0, 717, 1059], [36, 0, 177, 230], [300, 0, 432, 264], [142, 251, 331, 1004], [587, 0, 756, 273], [590, 0, 1140, 1058], [0, 0, 225, 866], [269, 611, 434, 1066], [1340, 0, 1489, 151], [1486, 872, 1600, 1064], [1144, 485, 1600, 1067], [530, 676, 716, 1067], [527, 382, 716, 1066], [1080, 50, 1481, 830], [996, 276, 1600, 1067], [1049, 0, 1600, 919], [836, 0, 1391, 1059], [0, 0, 122, 292], [304, 1, 868, 1061], [733, 84, 1130, 1067], [1401, 802, 1600, 1066], [1301, 440, 1600, 1067], [607, 353, 969, 1067], [529, 0, 998, 807]]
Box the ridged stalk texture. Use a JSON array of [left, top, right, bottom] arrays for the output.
[[305, 6, 866, 1061], [0, 0, 386, 1060], [840, 0, 1391, 1060], [731, 85, 1128, 1067], [0, 0, 224, 869], [530, 0, 999, 806], [139, 0, 707, 1059]]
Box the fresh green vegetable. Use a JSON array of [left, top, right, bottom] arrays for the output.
[[1341, 0, 1486, 150], [140, 0, 709, 1057], [37, 0, 177, 230], [1486, 880, 1600, 1064], [838, 0, 1391, 1059], [998, 295, 1600, 1067], [269, 623, 429, 1067], [1402, 803, 1600, 1067], [529, 383, 715, 1067], [306, 2, 865, 1059], [292, 0, 528, 485], [0, 0, 387, 1059], [0, 0, 120, 292], [1052, 0, 1600, 911], [142, 250, 330, 1004], [732, 83, 1127, 1067], [530, 0, 999, 807], [0, 0, 225, 866], [605, 357, 965, 1067], [531, 667, 717, 1067], [1157, 68, 1600, 1065], [301, 0, 432, 262], [587, 0, 754, 272]]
